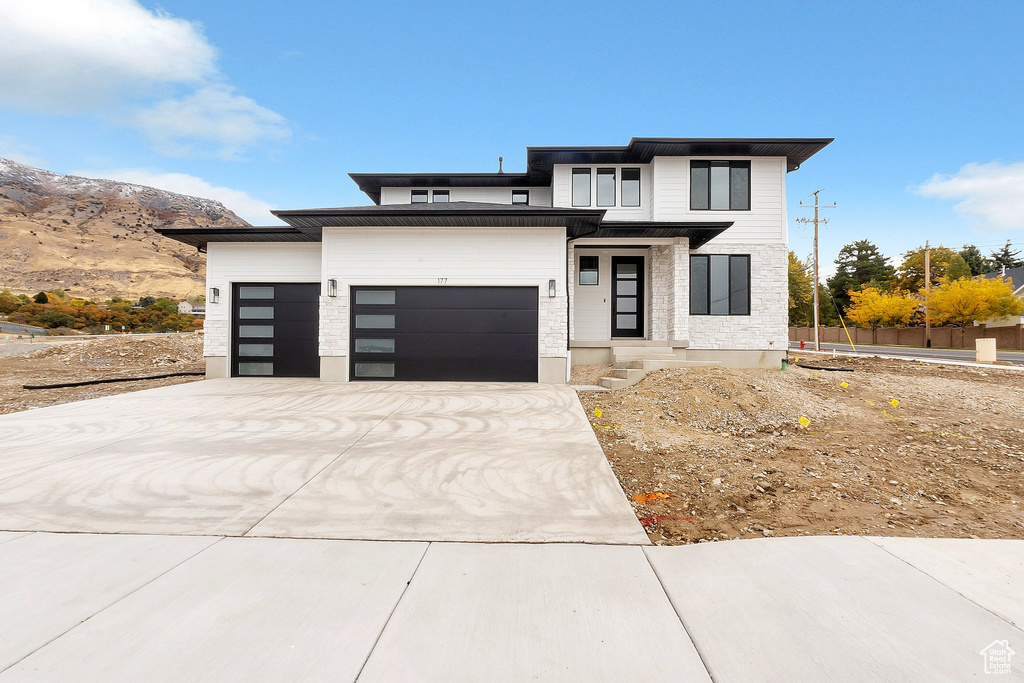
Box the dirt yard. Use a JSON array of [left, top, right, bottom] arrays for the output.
[[575, 357, 1024, 545], [0, 334, 203, 415]]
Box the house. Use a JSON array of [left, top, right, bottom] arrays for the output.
[[155, 137, 831, 383], [177, 301, 206, 316], [981, 266, 1024, 327]]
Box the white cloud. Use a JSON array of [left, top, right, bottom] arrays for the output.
[[0, 0, 289, 157], [917, 162, 1024, 231], [73, 167, 279, 225], [130, 86, 291, 159], [0, 136, 44, 166]]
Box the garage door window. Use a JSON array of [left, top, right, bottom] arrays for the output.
[[355, 314, 396, 329], [354, 339, 395, 353], [238, 325, 273, 337], [354, 362, 395, 378], [238, 362, 273, 375], [238, 343, 274, 356], [239, 306, 274, 319], [238, 286, 274, 299], [355, 290, 396, 305]]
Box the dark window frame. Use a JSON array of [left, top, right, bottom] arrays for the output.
[[431, 190, 450, 203], [411, 190, 428, 203], [512, 190, 529, 205], [689, 254, 751, 316], [572, 167, 591, 207], [689, 161, 751, 211], [621, 167, 641, 207], [596, 168, 616, 207], [578, 255, 599, 285]]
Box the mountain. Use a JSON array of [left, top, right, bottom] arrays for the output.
[[0, 158, 248, 300]]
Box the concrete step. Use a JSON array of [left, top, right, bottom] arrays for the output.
[[611, 368, 647, 381], [615, 359, 725, 370], [598, 376, 631, 390], [611, 346, 674, 357]]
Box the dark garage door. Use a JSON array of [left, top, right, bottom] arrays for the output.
[[350, 286, 538, 381], [231, 283, 319, 377]]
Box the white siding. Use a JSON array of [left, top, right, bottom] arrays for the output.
[[551, 164, 653, 220], [651, 156, 787, 243], [203, 243, 323, 357], [321, 226, 568, 364], [380, 186, 552, 206]]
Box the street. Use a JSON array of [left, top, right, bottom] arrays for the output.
[[789, 341, 1024, 366]]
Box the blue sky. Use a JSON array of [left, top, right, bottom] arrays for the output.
[[1, 0, 1022, 274]]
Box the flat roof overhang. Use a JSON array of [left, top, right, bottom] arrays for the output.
[[153, 226, 317, 252], [349, 173, 539, 205], [571, 221, 733, 248]]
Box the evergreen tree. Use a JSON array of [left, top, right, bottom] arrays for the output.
[[990, 240, 1023, 270], [959, 245, 995, 276], [825, 240, 894, 315]]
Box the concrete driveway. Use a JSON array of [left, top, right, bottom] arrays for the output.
[[0, 379, 647, 544]]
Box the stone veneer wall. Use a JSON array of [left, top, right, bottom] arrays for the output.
[[687, 241, 788, 350], [204, 317, 228, 357], [319, 295, 347, 357], [539, 293, 568, 358]]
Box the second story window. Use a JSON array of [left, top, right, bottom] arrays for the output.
[[597, 168, 616, 207], [411, 190, 428, 203], [572, 168, 591, 207], [512, 190, 529, 205], [432, 190, 449, 203], [621, 168, 640, 207], [690, 161, 750, 211]]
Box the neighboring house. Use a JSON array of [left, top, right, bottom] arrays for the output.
[[178, 301, 206, 316], [156, 137, 831, 382], [981, 266, 1024, 327]]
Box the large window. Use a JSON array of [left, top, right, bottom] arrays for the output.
[[411, 190, 428, 203], [690, 161, 750, 211], [621, 168, 640, 207], [572, 168, 591, 206], [690, 254, 750, 315], [597, 168, 616, 207]]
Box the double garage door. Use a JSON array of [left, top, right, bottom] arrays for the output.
[[232, 283, 539, 381], [350, 286, 538, 381]]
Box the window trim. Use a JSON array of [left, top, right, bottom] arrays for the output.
[[511, 190, 529, 205], [689, 254, 751, 316], [689, 161, 751, 211], [571, 167, 591, 207], [411, 189, 428, 203], [596, 168, 616, 207], [578, 255, 599, 286], [621, 167, 641, 207]]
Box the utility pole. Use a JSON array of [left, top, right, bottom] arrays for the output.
[[796, 189, 837, 351], [924, 240, 931, 348]]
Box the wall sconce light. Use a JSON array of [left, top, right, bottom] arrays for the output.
[[209, 287, 220, 304], [548, 279, 557, 298], [328, 278, 338, 297]]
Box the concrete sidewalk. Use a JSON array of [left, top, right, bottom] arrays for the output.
[[0, 533, 1020, 681]]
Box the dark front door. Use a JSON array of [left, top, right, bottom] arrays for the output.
[[231, 283, 319, 377], [611, 256, 644, 337], [350, 286, 538, 381]]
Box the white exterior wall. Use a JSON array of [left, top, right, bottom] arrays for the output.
[[321, 226, 568, 379], [380, 186, 552, 206], [551, 164, 653, 220], [203, 243, 323, 358], [650, 156, 787, 242], [570, 248, 649, 341]]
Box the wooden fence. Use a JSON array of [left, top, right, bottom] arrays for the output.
[[789, 324, 1024, 350]]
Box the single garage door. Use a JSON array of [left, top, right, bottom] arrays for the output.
[[349, 286, 538, 381], [231, 283, 319, 377]]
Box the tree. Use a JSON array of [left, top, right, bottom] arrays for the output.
[[35, 310, 78, 329], [138, 296, 157, 308], [929, 276, 1024, 329], [894, 246, 971, 291], [33, 291, 49, 304], [845, 287, 919, 330], [788, 251, 814, 326], [959, 245, 996, 276], [990, 240, 1023, 270], [0, 289, 21, 315], [825, 240, 894, 315]]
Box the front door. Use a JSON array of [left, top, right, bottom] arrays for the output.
[[611, 256, 644, 337]]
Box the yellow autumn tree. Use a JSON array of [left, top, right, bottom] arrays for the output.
[[928, 276, 1023, 329], [845, 287, 919, 330]]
